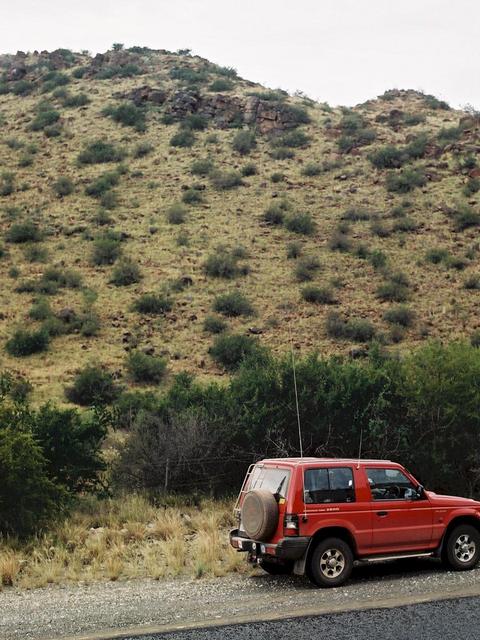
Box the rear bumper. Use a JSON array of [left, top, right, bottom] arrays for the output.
[[230, 529, 310, 561]]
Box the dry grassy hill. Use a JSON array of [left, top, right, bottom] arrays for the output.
[[0, 46, 479, 404]]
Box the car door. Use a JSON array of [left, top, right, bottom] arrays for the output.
[[366, 467, 433, 552]]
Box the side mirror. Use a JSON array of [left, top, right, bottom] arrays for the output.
[[416, 484, 425, 499]]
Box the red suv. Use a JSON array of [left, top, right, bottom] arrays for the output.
[[230, 458, 480, 587]]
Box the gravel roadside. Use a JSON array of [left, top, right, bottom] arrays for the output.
[[1, 559, 480, 640]]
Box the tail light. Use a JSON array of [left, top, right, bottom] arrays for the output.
[[283, 513, 299, 536]]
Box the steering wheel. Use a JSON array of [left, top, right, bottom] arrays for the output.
[[387, 484, 401, 498]]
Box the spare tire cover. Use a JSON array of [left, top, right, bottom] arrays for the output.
[[241, 489, 279, 541]]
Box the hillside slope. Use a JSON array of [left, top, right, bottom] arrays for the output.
[[0, 46, 479, 403]]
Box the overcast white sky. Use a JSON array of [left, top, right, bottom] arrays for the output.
[[0, 0, 478, 108]]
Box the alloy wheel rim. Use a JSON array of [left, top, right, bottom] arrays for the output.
[[320, 548, 345, 578], [454, 534, 476, 563]]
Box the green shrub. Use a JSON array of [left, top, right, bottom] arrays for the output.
[[182, 114, 208, 131], [342, 208, 371, 222], [404, 135, 428, 159], [338, 128, 376, 153], [241, 162, 257, 177], [284, 212, 316, 235], [53, 176, 74, 197], [30, 107, 60, 131], [463, 178, 480, 197], [85, 171, 120, 197], [203, 315, 228, 334], [210, 169, 243, 190], [41, 71, 70, 93], [11, 80, 34, 96], [232, 130, 256, 155], [329, 230, 352, 252], [167, 203, 188, 224], [213, 291, 254, 317], [425, 247, 450, 264], [42, 266, 83, 289], [5, 328, 50, 357], [294, 255, 321, 281], [369, 145, 405, 169], [383, 305, 415, 327], [100, 190, 119, 209], [204, 247, 248, 278], [6, 221, 42, 243], [132, 293, 172, 314], [110, 258, 142, 286], [263, 202, 287, 225], [325, 312, 376, 342], [126, 351, 167, 384], [103, 103, 146, 131], [424, 94, 449, 110], [170, 129, 196, 148], [386, 167, 426, 193], [91, 233, 122, 265], [301, 285, 336, 304], [393, 217, 418, 232], [77, 140, 126, 165], [209, 78, 233, 91], [453, 205, 480, 231], [97, 64, 142, 79], [286, 241, 302, 259], [182, 188, 203, 205], [464, 274, 480, 290], [301, 162, 322, 177], [133, 142, 154, 158], [65, 365, 121, 406], [270, 147, 295, 160], [23, 243, 48, 263], [471, 331, 480, 347], [270, 172, 284, 183], [63, 92, 90, 107], [271, 129, 310, 148], [28, 298, 52, 321], [369, 250, 387, 269], [376, 280, 409, 302], [209, 333, 260, 371], [438, 125, 463, 144], [191, 158, 214, 176], [0, 172, 15, 196]]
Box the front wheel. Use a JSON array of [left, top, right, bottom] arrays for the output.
[[259, 559, 293, 575], [308, 537, 353, 587], [444, 525, 480, 571]]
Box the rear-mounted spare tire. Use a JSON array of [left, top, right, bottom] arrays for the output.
[[241, 489, 279, 541]]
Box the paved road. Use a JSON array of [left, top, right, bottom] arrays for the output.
[[124, 596, 480, 640]]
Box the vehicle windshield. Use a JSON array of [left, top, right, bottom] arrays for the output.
[[248, 466, 291, 498]]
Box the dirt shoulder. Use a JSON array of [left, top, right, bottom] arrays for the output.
[[1, 560, 480, 640]]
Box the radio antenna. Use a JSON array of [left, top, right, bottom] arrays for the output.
[[356, 428, 363, 469], [288, 321, 303, 459]]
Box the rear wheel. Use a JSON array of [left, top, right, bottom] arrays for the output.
[[259, 560, 294, 575], [308, 537, 353, 587], [444, 525, 480, 570]]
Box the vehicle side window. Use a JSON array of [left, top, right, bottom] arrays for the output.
[[304, 467, 355, 504], [366, 467, 417, 500]]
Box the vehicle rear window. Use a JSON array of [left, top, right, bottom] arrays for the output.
[[304, 467, 355, 504], [248, 466, 290, 498]]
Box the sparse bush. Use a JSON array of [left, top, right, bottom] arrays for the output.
[[369, 250, 387, 269], [11, 80, 34, 96], [464, 274, 480, 290], [190, 158, 214, 176], [383, 305, 415, 327], [132, 293, 172, 315], [170, 129, 196, 148], [241, 162, 257, 177], [294, 255, 321, 281], [342, 208, 371, 222], [77, 140, 126, 165], [301, 162, 322, 177], [438, 125, 463, 144], [376, 280, 409, 302], [209, 334, 261, 371], [167, 203, 188, 224], [100, 190, 119, 209], [325, 312, 376, 342], [182, 188, 203, 205], [232, 130, 256, 155], [41, 71, 70, 93], [425, 248, 450, 264], [23, 243, 48, 263], [329, 230, 352, 252], [6, 221, 42, 243], [204, 246, 248, 279], [213, 291, 254, 317], [182, 114, 208, 131], [286, 241, 302, 259], [301, 285, 336, 304], [103, 103, 146, 131], [0, 172, 15, 196], [133, 142, 154, 158], [263, 202, 287, 225], [284, 212, 315, 235], [126, 351, 167, 384], [338, 128, 376, 153], [271, 129, 310, 148], [369, 145, 405, 169], [85, 171, 120, 197], [463, 177, 480, 197], [210, 169, 243, 190], [5, 328, 50, 357], [28, 298, 52, 321], [209, 78, 233, 91], [393, 217, 418, 232], [203, 315, 228, 334], [65, 365, 121, 406], [91, 233, 122, 265], [63, 92, 90, 107], [270, 147, 295, 160], [110, 258, 142, 286], [453, 204, 480, 231], [424, 95, 449, 110], [404, 135, 428, 159], [53, 176, 74, 197], [386, 167, 426, 193], [42, 266, 83, 289], [30, 107, 60, 132], [270, 172, 284, 183]]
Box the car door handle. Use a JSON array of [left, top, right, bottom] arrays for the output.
[[376, 511, 388, 517]]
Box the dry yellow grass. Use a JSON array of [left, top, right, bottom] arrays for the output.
[[0, 494, 246, 589], [0, 51, 478, 405]]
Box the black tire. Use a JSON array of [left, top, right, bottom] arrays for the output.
[[241, 490, 278, 541], [307, 537, 354, 588], [259, 560, 294, 575], [444, 524, 480, 571]]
